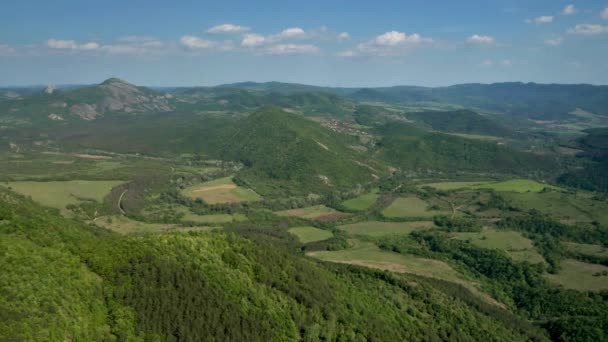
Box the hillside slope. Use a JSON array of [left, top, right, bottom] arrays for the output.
[[0, 189, 534, 341], [219, 106, 378, 195]]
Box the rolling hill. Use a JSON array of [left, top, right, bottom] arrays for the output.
[[405, 109, 513, 137], [219, 106, 378, 195]]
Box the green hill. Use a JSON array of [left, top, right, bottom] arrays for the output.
[[219, 106, 377, 195], [375, 122, 558, 175], [0, 188, 536, 341], [406, 109, 512, 137]]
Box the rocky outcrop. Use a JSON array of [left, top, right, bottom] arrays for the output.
[[70, 104, 99, 120]]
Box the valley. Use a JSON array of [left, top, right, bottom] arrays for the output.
[[1, 78, 608, 341]]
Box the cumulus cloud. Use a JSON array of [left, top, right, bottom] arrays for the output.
[[241, 33, 266, 47], [264, 44, 319, 55], [544, 36, 563, 46], [480, 59, 512, 67], [342, 31, 433, 57], [180, 35, 216, 49], [337, 32, 350, 41], [602, 8, 608, 20], [278, 27, 306, 38], [533, 16, 554, 25], [466, 34, 495, 44], [207, 24, 250, 34], [47, 38, 100, 50], [562, 4, 576, 16], [568, 24, 608, 34]]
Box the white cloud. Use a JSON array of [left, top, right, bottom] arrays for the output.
[[207, 24, 250, 34], [337, 32, 350, 41], [602, 8, 608, 20], [466, 34, 495, 44], [0, 44, 16, 56], [544, 36, 563, 46], [481, 60, 494, 67], [241, 33, 266, 47], [562, 5, 576, 16], [568, 24, 608, 34], [347, 31, 433, 57], [264, 44, 319, 55], [46, 39, 78, 49], [336, 50, 355, 57], [278, 27, 306, 38], [534, 16, 554, 25], [480, 59, 512, 67], [47, 38, 100, 50], [180, 35, 216, 49]]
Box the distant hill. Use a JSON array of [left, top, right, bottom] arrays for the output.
[[219, 106, 377, 195], [405, 109, 512, 137], [557, 127, 608, 192], [0, 78, 172, 124], [374, 122, 558, 176], [348, 83, 608, 120]]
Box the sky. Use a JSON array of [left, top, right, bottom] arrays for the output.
[[1, 0, 608, 87]]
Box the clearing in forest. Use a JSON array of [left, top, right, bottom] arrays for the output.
[[339, 221, 434, 237], [95, 215, 219, 234], [545, 259, 608, 291], [341, 189, 380, 211], [562, 242, 608, 258], [182, 177, 261, 204], [3, 180, 124, 211], [308, 240, 502, 307], [382, 196, 449, 218], [450, 228, 546, 264], [288, 226, 333, 243]]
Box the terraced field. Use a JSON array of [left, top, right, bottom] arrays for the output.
[[339, 221, 434, 237]]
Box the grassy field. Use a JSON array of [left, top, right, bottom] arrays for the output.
[[288, 226, 334, 243], [502, 191, 608, 225], [181, 212, 247, 224], [382, 196, 449, 218], [477, 179, 562, 193], [2, 180, 124, 210], [450, 228, 546, 264], [545, 259, 608, 291], [182, 177, 261, 204], [423, 181, 493, 191], [276, 205, 349, 221], [563, 242, 608, 258], [309, 240, 501, 306], [339, 221, 434, 237], [341, 189, 380, 211], [93, 215, 217, 234]]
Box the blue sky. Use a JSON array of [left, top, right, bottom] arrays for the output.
[[1, 0, 608, 86]]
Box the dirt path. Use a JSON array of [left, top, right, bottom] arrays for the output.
[[117, 190, 128, 214]]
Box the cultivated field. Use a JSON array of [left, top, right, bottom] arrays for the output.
[[341, 189, 380, 211], [276, 205, 349, 221], [94, 215, 200, 234], [476, 179, 562, 193], [3, 180, 124, 211], [423, 181, 492, 191], [182, 177, 261, 204], [382, 196, 449, 218], [450, 228, 546, 264], [181, 212, 247, 224], [545, 259, 608, 291], [288, 226, 334, 243], [339, 221, 434, 237]]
